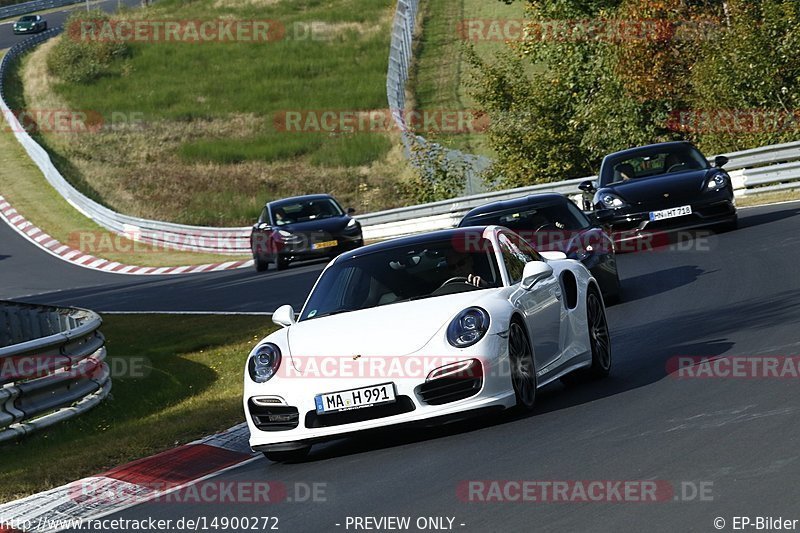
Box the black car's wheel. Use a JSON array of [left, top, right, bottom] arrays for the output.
[[603, 268, 622, 306], [562, 288, 611, 385], [715, 215, 738, 233], [275, 255, 289, 271], [262, 445, 310, 463], [253, 254, 269, 272], [42, 22, 47, 31], [509, 321, 536, 411]]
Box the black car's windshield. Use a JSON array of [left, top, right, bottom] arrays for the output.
[[19, 16, 36, 21], [461, 200, 589, 232], [271, 198, 343, 226], [601, 144, 709, 186], [300, 237, 502, 321]]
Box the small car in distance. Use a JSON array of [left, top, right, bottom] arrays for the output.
[[250, 194, 363, 271], [580, 141, 737, 246], [458, 193, 621, 303], [244, 226, 611, 462], [13, 15, 47, 34]]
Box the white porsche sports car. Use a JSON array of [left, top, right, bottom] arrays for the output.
[[244, 226, 611, 461]]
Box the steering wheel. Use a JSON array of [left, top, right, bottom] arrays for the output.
[[666, 163, 685, 173], [436, 276, 469, 291]]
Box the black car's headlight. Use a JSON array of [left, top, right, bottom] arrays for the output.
[[706, 173, 728, 191], [248, 343, 282, 383], [447, 307, 490, 348], [599, 192, 626, 209], [345, 218, 360, 232]]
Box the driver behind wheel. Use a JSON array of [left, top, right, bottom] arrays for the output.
[[439, 248, 488, 288]]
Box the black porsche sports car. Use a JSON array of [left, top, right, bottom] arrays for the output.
[[250, 194, 363, 271], [458, 193, 621, 303], [580, 141, 738, 246]]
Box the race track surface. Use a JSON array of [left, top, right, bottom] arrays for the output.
[[0, 0, 142, 50], [3, 201, 799, 531]]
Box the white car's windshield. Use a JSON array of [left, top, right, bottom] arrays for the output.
[[300, 237, 502, 321]]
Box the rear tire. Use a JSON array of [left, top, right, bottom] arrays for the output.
[[262, 446, 310, 463], [509, 321, 536, 411], [603, 268, 622, 306], [561, 288, 611, 385]]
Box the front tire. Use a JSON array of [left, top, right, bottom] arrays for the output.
[[253, 254, 269, 272], [715, 215, 738, 233], [262, 446, 310, 463], [509, 321, 536, 411], [275, 255, 289, 271]]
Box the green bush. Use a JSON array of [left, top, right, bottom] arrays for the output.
[[46, 11, 130, 84], [468, 0, 800, 189]]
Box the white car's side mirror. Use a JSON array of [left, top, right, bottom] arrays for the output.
[[272, 304, 296, 327], [521, 261, 553, 290]]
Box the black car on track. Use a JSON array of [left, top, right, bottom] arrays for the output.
[[458, 193, 621, 303], [250, 194, 363, 272], [580, 141, 738, 246]]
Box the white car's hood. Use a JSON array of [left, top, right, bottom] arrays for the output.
[[287, 290, 494, 359]]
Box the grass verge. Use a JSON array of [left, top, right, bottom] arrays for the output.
[[409, 0, 525, 156], [0, 314, 274, 503], [737, 189, 800, 208], [9, 0, 416, 226], [0, 52, 251, 268]]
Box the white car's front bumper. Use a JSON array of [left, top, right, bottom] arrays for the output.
[[244, 332, 514, 451]]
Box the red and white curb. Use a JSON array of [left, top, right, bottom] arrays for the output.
[[0, 424, 257, 532], [0, 195, 253, 275]]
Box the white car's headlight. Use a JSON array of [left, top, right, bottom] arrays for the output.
[[600, 193, 626, 209], [706, 174, 727, 191], [447, 307, 490, 348], [248, 343, 282, 383]]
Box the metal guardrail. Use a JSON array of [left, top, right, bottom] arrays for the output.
[[0, 0, 80, 20], [1, 16, 800, 256], [386, 0, 490, 196], [0, 28, 252, 255], [0, 301, 109, 442]]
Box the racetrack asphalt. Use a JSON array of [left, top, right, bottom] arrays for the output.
[[2, 200, 800, 531], [0, 0, 142, 50]]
